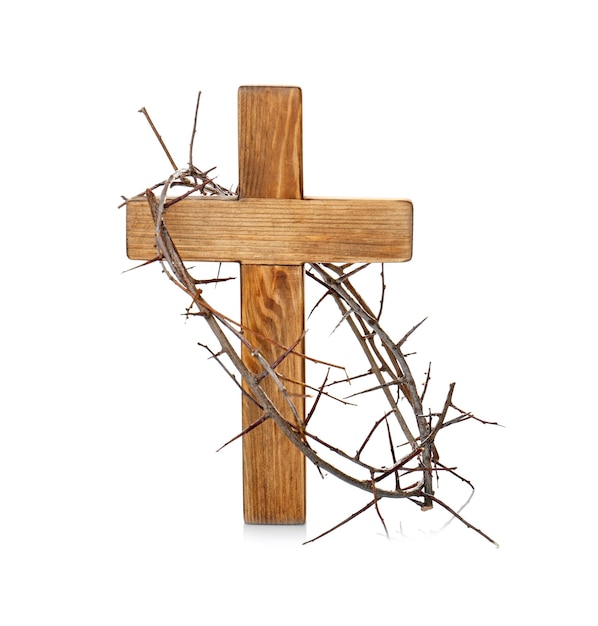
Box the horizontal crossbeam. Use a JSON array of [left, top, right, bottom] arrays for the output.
[[126, 196, 413, 264]]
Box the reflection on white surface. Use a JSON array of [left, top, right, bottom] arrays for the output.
[[244, 522, 307, 544]]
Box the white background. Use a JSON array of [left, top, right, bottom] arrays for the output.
[[1, 1, 596, 623]]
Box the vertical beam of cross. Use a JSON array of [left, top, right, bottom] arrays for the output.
[[238, 86, 306, 524]]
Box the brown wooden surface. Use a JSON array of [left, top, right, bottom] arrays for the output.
[[126, 196, 413, 264], [239, 86, 306, 523], [241, 264, 305, 523]]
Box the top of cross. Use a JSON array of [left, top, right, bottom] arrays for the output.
[[127, 86, 412, 266]]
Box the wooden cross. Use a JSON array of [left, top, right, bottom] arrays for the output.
[[126, 86, 413, 524]]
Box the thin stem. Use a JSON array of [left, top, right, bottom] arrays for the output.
[[138, 107, 178, 171], [189, 91, 201, 170]]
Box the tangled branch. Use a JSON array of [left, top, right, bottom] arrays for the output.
[[123, 93, 500, 545]]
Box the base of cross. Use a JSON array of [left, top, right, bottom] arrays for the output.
[[126, 86, 413, 524]]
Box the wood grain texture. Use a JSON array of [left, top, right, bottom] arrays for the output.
[[241, 265, 305, 523], [239, 86, 306, 524], [126, 196, 413, 264], [238, 85, 303, 199]]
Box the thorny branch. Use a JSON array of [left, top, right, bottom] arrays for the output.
[[123, 94, 500, 546]]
